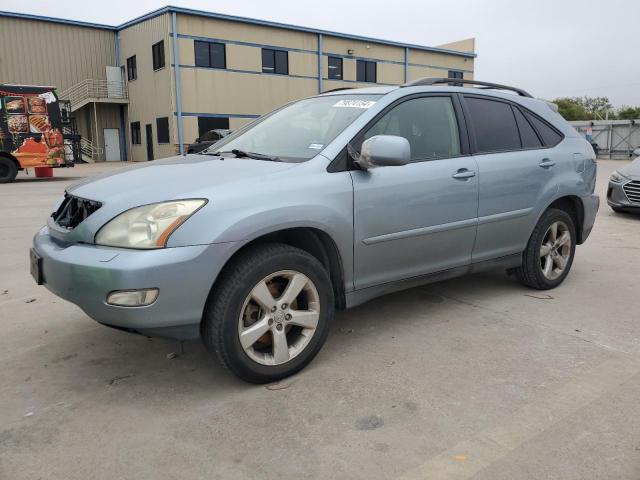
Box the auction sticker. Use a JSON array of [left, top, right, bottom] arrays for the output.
[[333, 99, 376, 109]]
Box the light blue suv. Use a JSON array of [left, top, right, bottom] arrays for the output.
[[31, 78, 599, 383]]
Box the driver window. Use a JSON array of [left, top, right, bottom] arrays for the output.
[[363, 97, 461, 161]]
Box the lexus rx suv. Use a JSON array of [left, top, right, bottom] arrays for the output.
[[31, 78, 599, 383]]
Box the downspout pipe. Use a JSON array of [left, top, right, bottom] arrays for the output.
[[317, 33, 323, 94], [114, 31, 127, 160], [404, 47, 408, 83], [172, 11, 185, 155]]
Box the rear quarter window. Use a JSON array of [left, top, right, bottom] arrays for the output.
[[523, 111, 563, 147], [513, 107, 542, 149]]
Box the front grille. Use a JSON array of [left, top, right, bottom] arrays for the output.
[[623, 180, 640, 204], [52, 193, 102, 230]]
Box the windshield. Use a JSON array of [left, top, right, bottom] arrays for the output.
[[210, 94, 381, 162]]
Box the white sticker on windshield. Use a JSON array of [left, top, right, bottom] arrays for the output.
[[332, 99, 376, 109], [308, 143, 324, 150]]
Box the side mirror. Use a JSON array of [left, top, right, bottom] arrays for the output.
[[633, 147, 640, 157], [356, 135, 411, 169]]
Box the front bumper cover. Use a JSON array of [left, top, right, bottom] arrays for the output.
[[607, 180, 640, 210], [33, 226, 238, 339]]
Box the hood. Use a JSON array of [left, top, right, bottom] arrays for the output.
[[68, 154, 297, 205], [618, 157, 640, 179]]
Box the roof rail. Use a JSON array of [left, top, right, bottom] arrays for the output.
[[401, 77, 533, 98]]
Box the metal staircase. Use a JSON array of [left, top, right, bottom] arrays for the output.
[[59, 79, 129, 112]]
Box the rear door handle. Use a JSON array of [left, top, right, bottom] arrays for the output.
[[452, 169, 476, 180], [539, 158, 556, 168]]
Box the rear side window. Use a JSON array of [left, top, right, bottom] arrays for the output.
[[524, 111, 563, 147], [513, 107, 542, 149], [466, 97, 520, 153], [364, 96, 461, 161]]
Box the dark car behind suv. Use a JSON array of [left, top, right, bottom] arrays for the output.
[[187, 129, 230, 153]]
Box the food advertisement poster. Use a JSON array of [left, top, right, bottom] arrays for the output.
[[0, 85, 65, 167]]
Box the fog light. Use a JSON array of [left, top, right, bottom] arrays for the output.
[[106, 288, 159, 307]]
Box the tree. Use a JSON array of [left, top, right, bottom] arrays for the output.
[[554, 98, 588, 121], [581, 96, 612, 119], [553, 96, 614, 121], [616, 106, 640, 120]]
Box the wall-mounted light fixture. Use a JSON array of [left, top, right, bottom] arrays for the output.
[[347, 49, 354, 55]]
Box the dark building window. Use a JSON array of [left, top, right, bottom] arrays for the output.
[[262, 48, 288, 75], [152, 41, 165, 70], [131, 121, 141, 145], [156, 117, 169, 144], [465, 97, 521, 153], [328, 56, 343, 80], [126, 55, 137, 81], [198, 116, 230, 137], [356, 60, 376, 83], [448, 70, 463, 86], [194, 41, 226, 69]]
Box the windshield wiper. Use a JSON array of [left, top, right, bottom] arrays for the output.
[[209, 149, 281, 162]]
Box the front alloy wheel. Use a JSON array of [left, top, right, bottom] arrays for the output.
[[239, 270, 320, 366], [202, 243, 334, 383]]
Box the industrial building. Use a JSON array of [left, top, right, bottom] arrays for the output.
[[0, 6, 476, 162]]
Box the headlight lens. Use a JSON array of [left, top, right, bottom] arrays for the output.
[[95, 199, 206, 249], [610, 171, 629, 183]]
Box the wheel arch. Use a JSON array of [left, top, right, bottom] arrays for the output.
[[543, 195, 586, 244], [212, 226, 347, 310]]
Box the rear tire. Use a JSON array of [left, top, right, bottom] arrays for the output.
[[201, 243, 334, 383], [516, 208, 576, 290], [0, 157, 18, 183]]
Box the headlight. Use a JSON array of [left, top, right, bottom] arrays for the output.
[[95, 199, 206, 249], [610, 171, 629, 183]]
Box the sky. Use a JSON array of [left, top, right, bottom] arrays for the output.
[[2, 0, 639, 107]]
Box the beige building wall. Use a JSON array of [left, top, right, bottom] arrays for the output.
[[0, 16, 123, 161], [1, 10, 475, 162], [118, 13, 175, 162], [0, 17, 116, 91], [170, 15, 474, 156]]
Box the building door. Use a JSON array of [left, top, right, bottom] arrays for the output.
[[103, 128, 121, 161], [145, 124, 154, 161], [106, 66, 125, 98]]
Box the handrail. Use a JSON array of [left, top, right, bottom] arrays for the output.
[[59, 79, 128, 109]]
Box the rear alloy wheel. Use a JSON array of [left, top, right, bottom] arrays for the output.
[[539, 221, 572, 281], [0, 157, 18, 183], [202, 243, 333, 383], [516, 208, 576, 290]]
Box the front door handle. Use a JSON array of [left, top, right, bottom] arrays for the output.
[[539, 158, 556, 168], [452, 169, 476, 180]]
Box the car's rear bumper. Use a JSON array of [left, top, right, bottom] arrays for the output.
[[32, 226, 238, 339], [579, 193, 600, 243]]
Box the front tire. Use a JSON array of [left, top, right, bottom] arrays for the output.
[[201, 243, 334, 383], [0, 157, 18, 183], [516, 208, 576, 290]]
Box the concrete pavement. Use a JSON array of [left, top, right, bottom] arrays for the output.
[[1, 160, 639, 479]]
